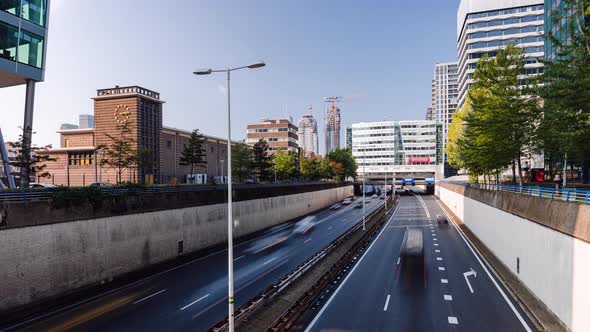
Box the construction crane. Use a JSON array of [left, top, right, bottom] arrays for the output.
[[323, 96, 344, 108]]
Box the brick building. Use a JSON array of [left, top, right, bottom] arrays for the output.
[[43, 86, 231, 186], [246, 119, 299, 154]]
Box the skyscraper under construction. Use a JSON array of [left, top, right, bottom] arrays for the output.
[[324, 97, 341, 154]]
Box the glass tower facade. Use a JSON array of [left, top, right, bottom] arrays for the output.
[[0, 0, 48, 86]]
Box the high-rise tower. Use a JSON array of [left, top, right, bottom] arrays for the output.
[[298, 107, 319, 157], [324, 97, 342, 154]]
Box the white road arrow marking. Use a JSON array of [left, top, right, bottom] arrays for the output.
[[463, 268, 477, 293]]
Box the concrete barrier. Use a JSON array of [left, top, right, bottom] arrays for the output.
[[0, 185, 352, 311], [437, 182, 590, 332]]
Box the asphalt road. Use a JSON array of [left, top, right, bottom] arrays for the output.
[[305, 192, 536, 332], [1, 198, 382, 332]]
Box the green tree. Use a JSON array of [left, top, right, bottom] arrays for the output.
[[325, 148, 357, 181], [101, 123, 137, 184], [8, 132, 55, 186], [465, 44, 539, 184], [231, 140, 252, 183], [252, 139, 272, 182], [179, 129, 207, 179], [537, 0, 590, 183], [273, 148, 297, 180], [301, 156, 324, 181]]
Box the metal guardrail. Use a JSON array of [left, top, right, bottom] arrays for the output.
[[0, 182, 341, 203], [445, 181, 590, 205]]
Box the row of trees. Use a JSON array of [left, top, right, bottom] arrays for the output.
[[232, 139, 357, 183], [447, 0, 590, 184]]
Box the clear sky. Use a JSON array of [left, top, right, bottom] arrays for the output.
[[0, 0, 459, 154]]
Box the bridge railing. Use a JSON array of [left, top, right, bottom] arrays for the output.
[[444, 181, 590, 205], [0, 182, 341, 203]]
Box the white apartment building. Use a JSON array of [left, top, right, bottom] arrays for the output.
[[457, 0, 545, 107], [351, 121, 442, 179], [298, 114, 318, 156]]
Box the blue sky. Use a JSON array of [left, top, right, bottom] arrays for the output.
[[0, 1, 459, 154]]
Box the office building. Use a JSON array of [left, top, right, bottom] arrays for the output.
[[457, 0, 545, 108], [79, 114, 95, 129], [324, 102, 341, 154], [425, 107, 435, 121], [432, 62, 459, 177], [345, 125, 353, 149], [42, 85, 233, 186], [1, 0, 50, 186], [351, 120, 442, 179], [246, 119, 299, 154], [297, 113, 319, 157]]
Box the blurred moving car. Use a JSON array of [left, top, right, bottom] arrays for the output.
[[436, 215, 448, 225], [379, 193, 386, 199], [399, 227, 425, 288], [342, 198, 352, 205], [353, 201, 363, 209], [89, 182, 113, 187], [30, 183, 57, 189], [293, 216, 316, 235], [372, 194, 378, 198], [331, 203, 342, 210]]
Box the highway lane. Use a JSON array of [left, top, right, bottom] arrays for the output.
[[3, 198, 383, 332], [305, 193, 536, 332]]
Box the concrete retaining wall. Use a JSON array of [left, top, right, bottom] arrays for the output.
[[436, 183, 590, 332], [0, 185, 352, 311]]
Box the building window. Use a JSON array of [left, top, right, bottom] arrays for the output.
[[0, 21, 19, 62], [64, 139, 70, 148], [167, 140, 172, 148], [69, 152, 93, 166], [210, 146, 214, 153], [18, 29, 44, 68], [0, 0, 20, 16], [21, 0, 47, 27]]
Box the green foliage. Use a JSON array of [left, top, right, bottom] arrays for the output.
[[325, 148, 357, 181], [301, 157, 324, 181], [50, 186, 107, 209], [179, 129, 207, 177], [448, 44, 540, 183], [8, 132, 55, 184], [231, 140, 253, 183], [252, 139, 273, 181], [273, 148, 297, 180], [537, 0, 590, 164], [101, 124, 137, 184]]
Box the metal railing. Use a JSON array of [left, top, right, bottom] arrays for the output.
[[0, 182, 344, 203], [445, 181, 590, 205]]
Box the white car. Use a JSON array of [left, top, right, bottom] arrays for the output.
[[342, 198, 352, 205], [293, 216, 316, 235], [30, 183, 57, 189]]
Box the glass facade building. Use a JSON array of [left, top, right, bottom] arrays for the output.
[[0, 0, 48, 87], [457, 0, 544, 107], [545, 0, 590, 60]]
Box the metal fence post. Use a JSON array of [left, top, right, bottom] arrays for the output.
[[566, 191, 571, 203]]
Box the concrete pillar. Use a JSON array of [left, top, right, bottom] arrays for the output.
[[20, 80, 36, 189]]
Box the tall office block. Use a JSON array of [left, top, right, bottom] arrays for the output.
[[457, 0, 544, 108]]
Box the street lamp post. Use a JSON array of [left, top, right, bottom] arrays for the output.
[[193, 62, 265, 332], [362, 146, 366, 231]]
